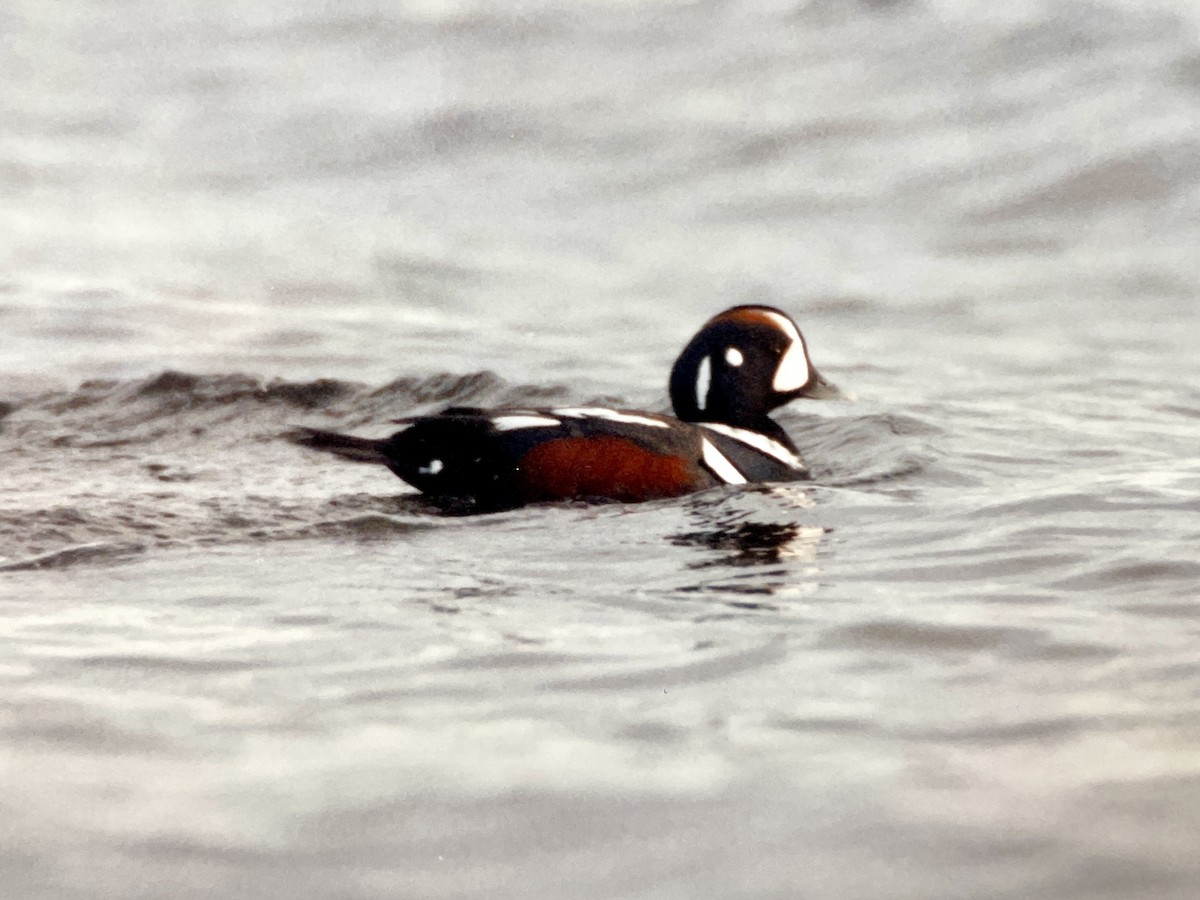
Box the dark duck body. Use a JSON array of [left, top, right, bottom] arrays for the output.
[[293, 306, 841, 513]]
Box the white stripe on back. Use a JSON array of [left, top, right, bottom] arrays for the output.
[[552, 408, 669, 428], [492, 414, 561, 431]]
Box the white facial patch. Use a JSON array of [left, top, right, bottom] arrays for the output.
[[773, 342, 810, 392], [552, 408, 669, 428], [699, 423, 805, 470], [701, 438, 747, 485], [761, 310, 810, 392], [418, 458, 444, 476], [491, 414, 561, 431], [695, 355, 712, 411], [724, 346, 744, 367]]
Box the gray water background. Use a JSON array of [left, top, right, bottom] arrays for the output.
[[3, 0, 1200, 897]]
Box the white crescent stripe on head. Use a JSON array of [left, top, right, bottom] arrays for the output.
[[552, 408, 670, 428], [760, 310, 810, 392], [492, 414, 561, 431], [695, 355, 712, 411], [760, 310, 802, 342], [699, 423, 805, 470], [701, 438, 747, 485]]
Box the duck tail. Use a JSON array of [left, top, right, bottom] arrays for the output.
[[288, 427, 389, 465]]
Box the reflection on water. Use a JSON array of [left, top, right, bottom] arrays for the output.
[[672, 518, 818, 567], [668, 487, 826, 605], [676, 485, 820, 560]]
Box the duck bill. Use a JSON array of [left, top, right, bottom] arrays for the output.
[[801, 372, 847, 400]]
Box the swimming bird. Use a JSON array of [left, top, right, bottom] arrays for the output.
[[293, 305, 840, 513]]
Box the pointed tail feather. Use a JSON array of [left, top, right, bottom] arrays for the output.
[[288, 427, 389, 465]]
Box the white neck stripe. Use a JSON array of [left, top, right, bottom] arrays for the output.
[[695, 355, 712, 412], [698, 423, 804, 469], [701, 438, 747, 485]]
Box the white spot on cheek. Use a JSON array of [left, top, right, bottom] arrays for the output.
[[724, 347, 744, 367], [418, 459, 444, 476], [695, 355, 712, 411]]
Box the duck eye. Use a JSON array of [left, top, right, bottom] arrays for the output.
[[724, 346, 744, 367]]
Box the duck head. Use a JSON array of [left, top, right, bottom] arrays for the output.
[[669, 305, 840, 438]]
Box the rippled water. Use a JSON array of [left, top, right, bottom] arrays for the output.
[[3, 1, 1200, 897]]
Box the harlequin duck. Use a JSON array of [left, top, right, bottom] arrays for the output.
[[293, 305, 841, 513]]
